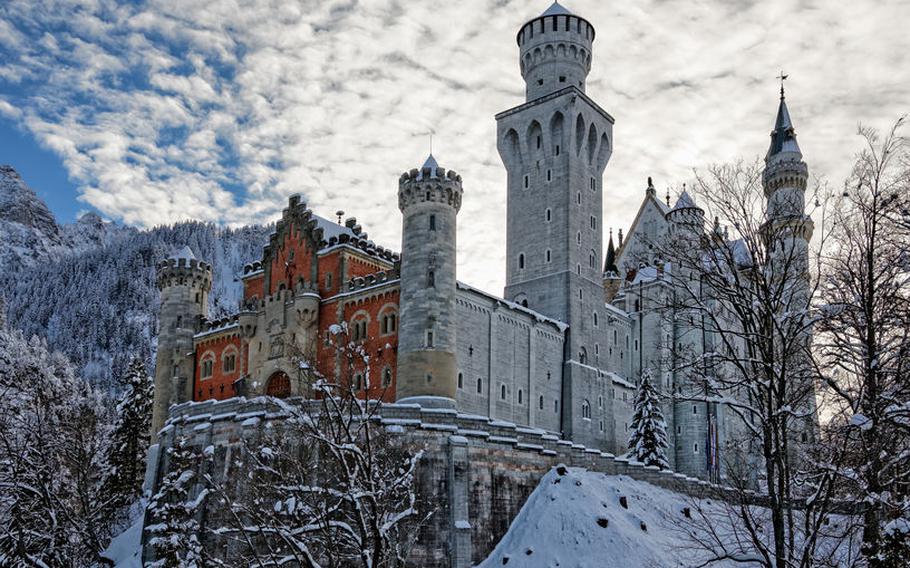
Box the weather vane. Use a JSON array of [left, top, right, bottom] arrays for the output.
[[777, 70, 789, 99]]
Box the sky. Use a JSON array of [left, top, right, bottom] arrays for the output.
[[1, 0, 908, 295]]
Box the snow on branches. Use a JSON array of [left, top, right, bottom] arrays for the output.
[[628, 369, 670, 470]]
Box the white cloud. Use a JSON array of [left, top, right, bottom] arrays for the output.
[[0, 0, 908, 295]]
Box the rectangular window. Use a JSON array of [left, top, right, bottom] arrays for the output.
[[546, 169, 552, 182], [523, 174, 529, 189], [426, 331, 434, 348], [429, 214, 436, 230], [325, 272, 333, 289]]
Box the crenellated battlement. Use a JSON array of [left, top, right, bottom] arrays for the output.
[[397, 166, 464, 212], [762, 157, 809, 195], [345, 267, 401, 293], [516, 6, 595, 101], [155, 256, 212, 291]]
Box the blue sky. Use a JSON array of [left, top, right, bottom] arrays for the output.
[[1, 0, 909, 293]]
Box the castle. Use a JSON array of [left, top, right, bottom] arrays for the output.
[[151, 1, 813, 482]]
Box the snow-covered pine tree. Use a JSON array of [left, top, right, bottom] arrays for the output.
[[628, 368, 670, 470], [102, 357, 153, 514], [145, 438, 206, 568]]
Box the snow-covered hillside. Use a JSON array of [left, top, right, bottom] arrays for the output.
[[0, 165, 272, 390], [478, 466, 858, 568]]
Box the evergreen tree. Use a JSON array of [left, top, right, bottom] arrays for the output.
[[628, 368, 670, 470], [145, 439, 206, 567], [102, 357, 153, 514]]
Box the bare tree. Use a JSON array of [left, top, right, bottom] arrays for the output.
[[203, 322, 429, 567], [816, 118, 910, 566], [638, 159, 850, 566]]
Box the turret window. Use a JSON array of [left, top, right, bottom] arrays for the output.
[[590, 177, 597, 191], [518, 389, 523, 405], [518, 253, 525, 270], [545, 208, 552, 222], [523, 174, 530, 189], [477, 377, 483, 393], [593, 312, 599, 327], [429, 214, 436, 231], [545, 249, 552, 263], [590, 215, 597, 229], [555, 399, 559, 413], [555, 145, 560, 156], [539, 395, 544, 410], [426, 330, 434, 348], [500, 384, 507, 400], [427, 270, 435, 287], [577, 192, 582, 204], [458, 372, 464, 389], [546, 169, 552, 182]]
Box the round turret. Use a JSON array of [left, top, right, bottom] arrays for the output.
[[395, 155, 463, 409], [151, 246, 213, 441], [517, 1, 595, 101]]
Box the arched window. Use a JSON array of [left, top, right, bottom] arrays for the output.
[[427, 270, 435, 288], [500, 384, 506, 400], [579, 347, 587, 365], [518, 389, 523, 404], [266, 372, 291, 399], [518, 254, 525, 269], [554, 399, 559, 413], [546, 249, 552, 263], [222, 351, 237, 373], [458, 372, 464, 389], [476, 377, 483, 394], [380, 310, 398, 335], [382, 367, 393, 388], [200, 353, 215, 379], [582, 399, 591, 419], [351, 317, 368, 341], [593, 312, 598, 327], [545, 208, 552, 222], [353, 373, 364, 390], [539, 395, 544, 410], [429, 214, 436, 231]]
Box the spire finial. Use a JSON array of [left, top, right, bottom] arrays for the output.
[[776, 70, 788, 100], [336, 210, 345, 224], [666, 187, 671, 207]]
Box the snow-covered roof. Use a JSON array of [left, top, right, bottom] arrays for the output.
[[672, 191, 696, 210], [169, 246, 196, 261], [456, 281, 568, 331], [313, 214, 357, 241], [541, 1, 572, 16], [416, 153, 440, 180]]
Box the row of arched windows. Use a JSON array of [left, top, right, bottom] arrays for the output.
[[200, 347, 239, 379], [349, 308, 399, 342]]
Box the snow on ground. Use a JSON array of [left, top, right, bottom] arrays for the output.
[[102, 502, 146, 567], [478, 466, 732, 568]]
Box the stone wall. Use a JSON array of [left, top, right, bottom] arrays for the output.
[[145, 397, 760, 567]]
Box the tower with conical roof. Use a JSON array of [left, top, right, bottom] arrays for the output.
[[497, 1, 613, 445], [761, 87, 817, 445], [395, 155, 463, 408], [151, 247, 212, 440]]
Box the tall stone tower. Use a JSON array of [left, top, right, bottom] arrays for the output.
[[151, 247, 212, 441], [396, 155, 463, 409], [496, 2, 613, 439], [762, 88, 817, 442]]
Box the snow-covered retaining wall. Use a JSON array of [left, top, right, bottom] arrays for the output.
[[145, 397, 841, 567]]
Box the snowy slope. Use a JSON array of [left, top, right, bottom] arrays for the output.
[[479, 467, 735, 568], [0, 164, 67, 272]]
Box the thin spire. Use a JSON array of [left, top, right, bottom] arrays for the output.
[[777, 70, 788, 100], [604, 228, 618, 274], [766, 76, 801, 160]]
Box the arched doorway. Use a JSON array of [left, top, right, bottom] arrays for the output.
[[266, 371, 291, 399]]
